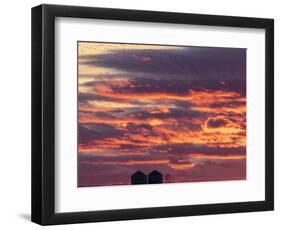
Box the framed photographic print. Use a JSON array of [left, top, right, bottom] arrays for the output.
[[31, 4, 274, 225]]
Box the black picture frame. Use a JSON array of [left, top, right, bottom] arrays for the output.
[[31, 4, 274, 225]]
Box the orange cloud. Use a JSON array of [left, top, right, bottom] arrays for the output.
[[84, 87, 245, 105], [202, 116, 243, 134], [79, 84, 246, 158], [169, 162, 195, 170], [79, 116, 177, 128], [190, 153, 246, 160], [80, 156, 195, 170], [191, 105, 246, 114]]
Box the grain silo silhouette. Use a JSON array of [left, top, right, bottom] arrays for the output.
[[131, 170, 147, 185], [148, 170, 163, 184]]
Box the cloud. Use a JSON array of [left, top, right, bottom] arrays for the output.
[[79, 123, 124, 145], [206, 117, 228, 128], [80, 47, 246, 94], [81, 47, 245, 76], [78, 152, 246, 186]]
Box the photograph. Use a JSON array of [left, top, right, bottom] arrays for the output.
[[78, 42, 247, 187], [30, 4, 274, 225]]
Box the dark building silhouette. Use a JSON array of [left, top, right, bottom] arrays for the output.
[[148, 170, 163, 184], [131, 171, 147, 185]]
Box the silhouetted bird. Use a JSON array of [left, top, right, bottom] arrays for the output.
[[148, 170, 163, 184], [131, 171, 147, 185]]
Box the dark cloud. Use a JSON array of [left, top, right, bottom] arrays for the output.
[[152, 143, 246, 156], [79, 124, 123, 144], [78, 151, 246, 186], [129, 107, 204, 120], [78, 92, 125, 103], [80, 47, 246, 94], [207, 117, 228, 128]]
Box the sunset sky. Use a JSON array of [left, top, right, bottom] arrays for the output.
[[78, 42, 246, 187]]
